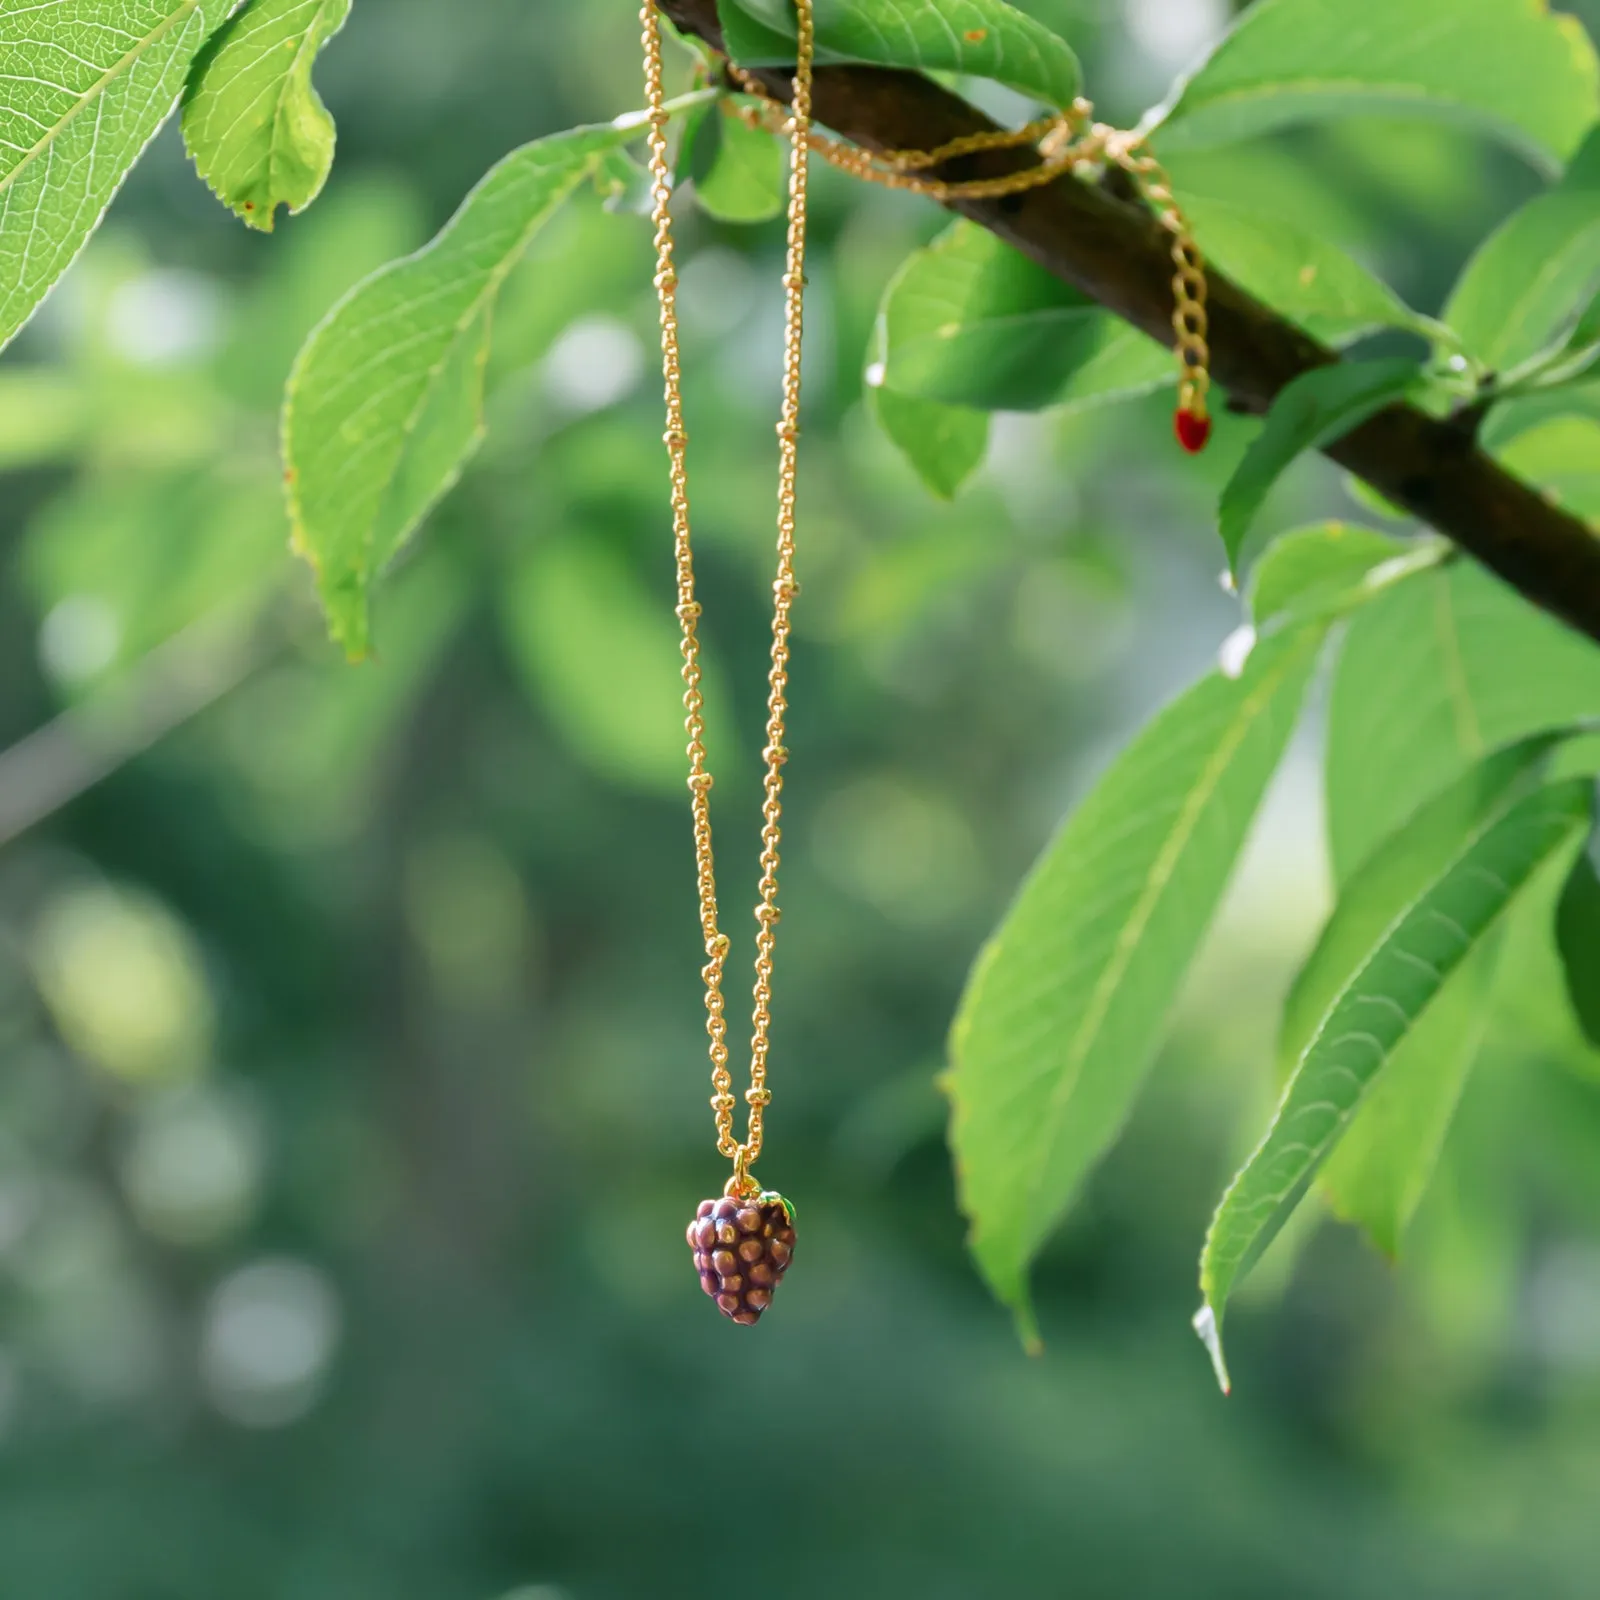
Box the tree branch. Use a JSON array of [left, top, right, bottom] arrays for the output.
[[661, 0, 1600, 647]]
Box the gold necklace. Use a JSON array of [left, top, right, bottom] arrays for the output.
[[644, 0, 1212, 1327], [644, 0, 812, 1325]]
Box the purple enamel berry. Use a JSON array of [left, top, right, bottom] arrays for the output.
[[686, 1191, 796, 1324]]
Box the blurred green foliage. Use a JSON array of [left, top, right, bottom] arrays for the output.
[[3, 1, 1600, 1596]]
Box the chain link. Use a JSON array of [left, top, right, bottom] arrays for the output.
[[642, 0, 814, 1196]]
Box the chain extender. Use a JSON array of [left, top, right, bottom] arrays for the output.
[[721, 54, 1213, 445]]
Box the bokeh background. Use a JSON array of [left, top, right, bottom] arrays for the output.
[[4, 1, 1600, 1594]]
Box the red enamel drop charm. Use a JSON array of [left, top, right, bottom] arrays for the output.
[[1175, 406, 1212, 454]]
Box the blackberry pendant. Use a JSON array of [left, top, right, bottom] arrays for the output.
[[686, 1191, 796, 1324]]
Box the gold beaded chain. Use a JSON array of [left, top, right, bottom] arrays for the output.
[[642, 0, 814, 1201], [642, 0, 1216, 1209]]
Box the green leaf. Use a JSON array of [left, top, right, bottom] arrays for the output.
[[866, 314, 988, 498], [1485, 374, 1600, 447], [500, 534, 733, 796], [1443, 128, 1600, 373], [1197, 776, 1592, 1391], [879, 222, 1096, 408], [1497, 416, 1600, 518], [1326, 561, 1600, 883], [1184, 195, 1426, 345], [1044, 324, 1177, 413], [716, 0, 1080, 107], [1246, 521, 1421, 630], [283, 116, 643, 658], [867, 384, 988, 499], [1283, 750, 1542, 1259], [1490, 834, 1600, 1080], [877, 222, 1169, 413], [182, 0, 352, 231], [946, 625, 1323, 1344], [1557, 838, 1600, 1049], [1319, 936, 1499, 1258], [690, 100, 784, 223], [1281, 744, 1551, 1076], [0, 0, 232, 353], [1571, 294, 1600, 357], [1218, 359, 1419, 578], [1150, 0, 1600, 174]]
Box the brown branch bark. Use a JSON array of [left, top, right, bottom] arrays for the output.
[[660, 0, 1600, 646]]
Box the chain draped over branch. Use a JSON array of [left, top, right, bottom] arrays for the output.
[[659, 0, 1600, 649]]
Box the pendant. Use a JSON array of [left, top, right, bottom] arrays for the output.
[[686, 1190, 796, 1324]]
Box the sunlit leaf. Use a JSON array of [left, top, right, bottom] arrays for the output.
[[284, 116, 648, 658], [1280, 745, 1549, 1256], [1218, 359, 1419, 578], [690, 100, 784, 223], [1320, 938, 1499, 1258], [1150, 0, 1600, 174], [1282, 744, 1551, 1075], [877, 221, 1169, 414], [866, 314, 988, 498], [716, 0, 1080, 106], [947, 625, 1323, 1344], [1246, 521, 1420, 630], [866, 384, 988, 499], [1558, 839, 1600, 1049], [1326, 561, 1600, 883], [0, 0, 231, 352], [183, 0, 352, 231], [1184, 195, 1426, 344], [1198, 776, 1592, 1392], [1443, 128, 1600, 373], [218, 175, 428, 407]]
